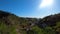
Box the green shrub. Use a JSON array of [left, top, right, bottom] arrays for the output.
[[0, 22, 17, 34]]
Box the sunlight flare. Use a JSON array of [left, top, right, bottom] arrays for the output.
[[39, 0, 54, 8]]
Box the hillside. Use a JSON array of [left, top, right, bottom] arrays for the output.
[[0, 10, 60, 34], [0, 10, 38, 34], [37, 13, 60, 34]]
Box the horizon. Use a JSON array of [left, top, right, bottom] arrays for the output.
[[0, 9, 60, 18]]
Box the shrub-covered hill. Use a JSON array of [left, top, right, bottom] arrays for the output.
[[0, 10, 38, 34], [0, 10, 60, 34], [37, 13, 60, 34]]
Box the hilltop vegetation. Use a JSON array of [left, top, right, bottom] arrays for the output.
[[0, 10, 60, 34]]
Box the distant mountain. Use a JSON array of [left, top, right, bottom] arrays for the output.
[[0, 10, 60, 34]]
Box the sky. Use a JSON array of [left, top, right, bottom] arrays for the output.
[[0, 0, 60, 18]]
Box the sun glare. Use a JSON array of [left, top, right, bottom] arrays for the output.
[[39, 0, 54, 8]]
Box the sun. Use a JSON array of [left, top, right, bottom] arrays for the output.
[[39, 0, 54, 8]]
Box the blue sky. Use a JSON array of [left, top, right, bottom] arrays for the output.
[[0, 0, 60, 18]]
